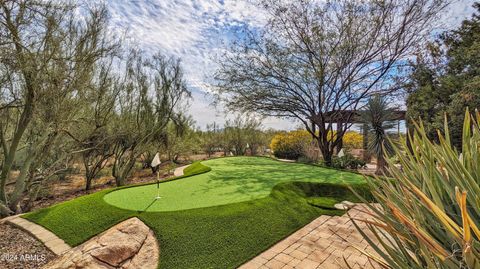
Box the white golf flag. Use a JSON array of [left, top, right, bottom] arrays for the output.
[[151, 153, 161, 167]]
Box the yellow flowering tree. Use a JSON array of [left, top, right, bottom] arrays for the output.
[[270, 130, 313, 159], [343, 131, 363, 150]]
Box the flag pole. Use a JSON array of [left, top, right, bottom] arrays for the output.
[[155, 170, 161, 199], [151, 152, 162, 200]]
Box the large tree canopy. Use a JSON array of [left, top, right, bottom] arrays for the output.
[[0, 1, 190, 215], [406, 2, 480, 148], [0, 0, 114, 214], [215, 0, 448, 165]]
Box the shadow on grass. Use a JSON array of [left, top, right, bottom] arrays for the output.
[[22, 157, 373, 269], [192, 157, 363, 199]]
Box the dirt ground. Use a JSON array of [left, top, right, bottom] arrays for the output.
[[30, 163, 176, 211], [3, 152, 226, 213], [0, 223, 55, 269]]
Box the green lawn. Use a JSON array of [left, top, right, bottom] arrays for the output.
[[23, 156, 369, 269], [104, 157, 364, 212]]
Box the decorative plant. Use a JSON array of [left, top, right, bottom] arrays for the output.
[[354, 110, 480, 269], [331, 153, 366, 170], [362, 95, 396, 174]]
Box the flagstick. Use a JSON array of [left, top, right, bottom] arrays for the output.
[[155, 170, 161, 199]]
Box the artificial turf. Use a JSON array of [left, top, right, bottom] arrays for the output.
[[103, 157, 364, 212], [23, 156, 369, 269]]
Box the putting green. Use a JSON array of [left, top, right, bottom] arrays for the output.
[[103, 157, 365, 212]]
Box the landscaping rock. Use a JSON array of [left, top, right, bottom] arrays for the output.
[[341, 200, 356, 209], [42, 218, 159, 269], [333, 203, 349, 210]]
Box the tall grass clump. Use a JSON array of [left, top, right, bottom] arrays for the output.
[[356, 110, 480, 269]]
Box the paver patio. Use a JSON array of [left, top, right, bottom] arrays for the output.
[[239, 204, 383, 269]]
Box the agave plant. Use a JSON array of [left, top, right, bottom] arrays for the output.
[[354, 110, 480, 269], [362, 95, 396, 174]]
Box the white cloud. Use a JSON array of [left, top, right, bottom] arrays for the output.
[[105, 0, 475, 130], [106, 0, 264, 85]]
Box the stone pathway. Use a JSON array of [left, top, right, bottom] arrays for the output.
[[173, 164, 190, 176], [239, 204, 382, 269], [4, 216, 71, 255]]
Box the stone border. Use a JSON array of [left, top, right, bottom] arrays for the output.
[[276, 158, 297, 163], [173, 164, 190, 176], [4, 216, 71, 255]]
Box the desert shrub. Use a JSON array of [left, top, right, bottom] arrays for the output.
[[357, 110, 480, 269], [331, 153, 366, 170], [297, 156, 315, 164], [270, 130, 313, 160], [343, 131, 363, 149]]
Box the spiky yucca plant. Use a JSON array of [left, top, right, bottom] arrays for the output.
[[362, 95, 396, 175], [355, 110, 480, 269]]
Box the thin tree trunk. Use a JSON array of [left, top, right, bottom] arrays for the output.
[[318, 138, 333, 166], [362, 123, 370, 162], [336, 121, 343, 154], [375, 156, 387, 175], [8, 153, 34, 212]]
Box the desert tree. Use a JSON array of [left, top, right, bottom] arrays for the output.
[[160, 113, 200, 163], [0, 0, 113, 215], [223, 115, 263, 156], [406, 2, 480, 149], [215, 0, 449, 166], [111, 50, 189, 186], [201, 123, 221, 157], [139, 113, 196, 172], [67, 59, 120, 191]]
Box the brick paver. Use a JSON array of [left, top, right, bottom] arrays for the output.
[[239, 204, 383, 269]]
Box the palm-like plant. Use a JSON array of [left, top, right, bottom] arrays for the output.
[[362, 95, 396, 174], [354, 110, 480, 269]]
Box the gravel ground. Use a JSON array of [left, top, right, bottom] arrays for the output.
[[0, 223, 55, 269]]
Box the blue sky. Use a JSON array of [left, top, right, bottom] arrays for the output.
[[106, 0, 476, 130]]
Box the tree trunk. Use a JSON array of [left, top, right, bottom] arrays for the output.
[[336, 121, 343, 154], [0, 202, 13, 216], [84, 162, 92, 191], [114, 156, 136, 187], [85, 176, 93, 191], [362, 123, 371, 162], [318, 139, 333, 166], [8, 153, 34, 212], [375, 156, 387, 175]]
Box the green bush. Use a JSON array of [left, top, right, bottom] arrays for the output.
[[331, 153, 366, 170]]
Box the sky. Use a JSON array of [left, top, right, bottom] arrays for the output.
[[106, 0, 476, 130]]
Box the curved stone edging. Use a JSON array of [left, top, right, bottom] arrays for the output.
[[5, 216, 71, 255], [275, 158, 296, 163], [173, 164, 190, 176]]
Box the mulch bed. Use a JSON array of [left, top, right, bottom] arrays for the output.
[[0, 223, 55, 269]]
